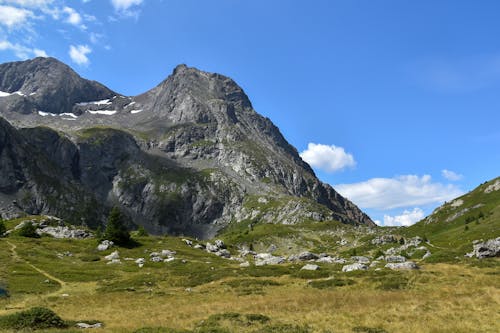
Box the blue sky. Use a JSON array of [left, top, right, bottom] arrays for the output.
[[1, 0, 499, 226]]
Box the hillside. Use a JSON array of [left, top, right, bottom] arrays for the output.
[[402, 177, 500, 261]]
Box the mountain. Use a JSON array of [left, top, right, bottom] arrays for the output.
[[402, 176, 500, 260], [0, 57, 374, 238]]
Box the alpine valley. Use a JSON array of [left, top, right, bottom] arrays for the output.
[[0, 58, 498, 333]]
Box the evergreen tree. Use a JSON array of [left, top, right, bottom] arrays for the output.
[[103, 207, 130, 246], [0, 218, 6, 237]]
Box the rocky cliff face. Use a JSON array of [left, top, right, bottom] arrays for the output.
[[0, 57, 374, 238]]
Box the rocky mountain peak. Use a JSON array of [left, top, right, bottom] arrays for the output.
[[0, 57, 115, 115]]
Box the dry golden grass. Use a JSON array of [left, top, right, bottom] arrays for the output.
[[1, 262, 496, 332]]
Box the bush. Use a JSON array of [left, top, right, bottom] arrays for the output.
[[0, 219, 6, 237], [0, 307, 67, 330], [18, 222, 39, 238], [103, 207, 130, 246], [136, 225, 148, 237]]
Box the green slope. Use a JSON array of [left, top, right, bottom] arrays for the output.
[[402, 177, 500, 262]]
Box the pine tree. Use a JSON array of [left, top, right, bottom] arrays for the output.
[[103, 207, 130, 246], [0, 218, 6, 237]]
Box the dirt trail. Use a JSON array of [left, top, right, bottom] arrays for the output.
[[6, 240, 66, 286]]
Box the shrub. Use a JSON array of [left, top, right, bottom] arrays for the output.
[[0, 307, 67, 330], [136, 225, 148, 237], [0, 219, 6, 237], [103, 207, 130, 246], [18, 222, 39, 238]]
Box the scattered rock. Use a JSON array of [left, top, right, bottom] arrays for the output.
[[465, 237, 500, 258], [164, 257, 175, 263], [371, 235, 397, 245], [206, 242, 219, 253], [97, 240, 114, 251], [316, 256, 335, 264], [161, 249, 176, 257], [37, 225, 92, 239], [369, 261, 380, 268], [182, 238, 193, 246], [301, 264, 319, 271], [254, 253, 285, 266], [135, 258, 145, 266], [384, 255, 406, 263], [484, 179, 500, 193], [193, 244, 205, 250], [267, 244, 277, 253], [76, 322, 103, 329], [214, 239, 226, 249], [104, 251, 120, 261], [351, 256, 370, 264], [385, 262, 419, 270], [215, 249, 231, 258], [239, 261, 250, 267], [342, 263, 368, 272], [106, 259, 121, 265], [150, 256, 163, 263], [298, 251, 319, 261]]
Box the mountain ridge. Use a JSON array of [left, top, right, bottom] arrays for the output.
[[0, 57, 374, 237]]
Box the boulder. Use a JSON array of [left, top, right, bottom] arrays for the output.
[[182, 238, 193, 246], [104, 251, 120, 261], [298, 251, 319, 261], [254, 253, 285, 266], [385, 262, 419, 270], [215, 249, 231, 258], [214, 239, 226, 249], [342, 263, 368, 272], [465, 237, 500, 258], [106, 259, 121, 265], [206, 242, 219, 253], [371, 235, 397, 245], [97, 240, 114, 251], [161, 249, 176, 257], [164, 257, 175, 263], [150, 256, 163, 263], [193, 244, 205, 250], [301, 264, 319, 271], [76, 322, 103, 329], [316, 256, 335, 264], [384, 255, 406, 263], [351, 256, 370, 264]]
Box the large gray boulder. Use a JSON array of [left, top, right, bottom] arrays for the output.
[[342, 263, 368, 272], [385, 262, 419, 270], [254, 253, 286, 266], [465, 237, 500, 258]]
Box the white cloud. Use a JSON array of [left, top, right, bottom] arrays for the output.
[[0, 0, 54, 8], [335, 174, 463, 210], [0, 5, 33, 28], [110, 0, 143, 11], [33, 48, 47, 56], [383, 208, 425, 227], [300, 143, 356, 173], [0, 39, 45, 58], [69, 44, 91, 65], [63, 6, 84, 28], [442, 169, 463, 181]]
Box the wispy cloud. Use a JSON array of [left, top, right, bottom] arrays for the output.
[[411, 54, 500, 93], [381, 207, 425, 227], [441, 169, 463, 181], [300, 143, 356, 173], [110, 0, 143, 18], [68, 44, 91, 65], [0, 39, 46, 58], [335, 174, 463, 210], [0, 5, 33, 29]]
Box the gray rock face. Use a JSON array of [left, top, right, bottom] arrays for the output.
[[465, 237, 500, 258], [0, 58, 375, 237], [0, 57, 115, 115]]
